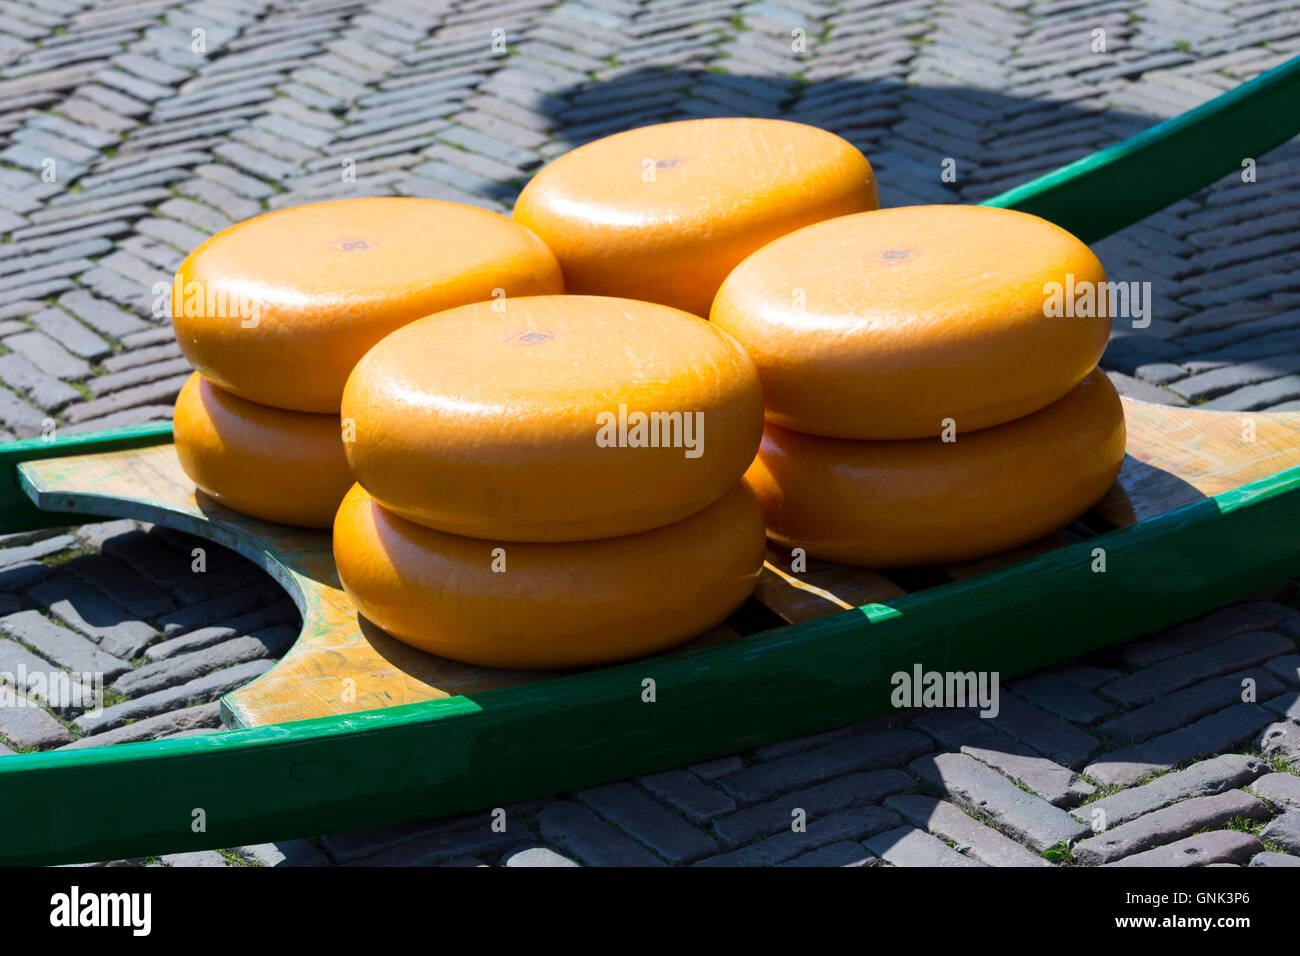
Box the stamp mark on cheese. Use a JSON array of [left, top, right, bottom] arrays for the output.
[[877, 248, 920, 265], [507, 330, 555, 345], [330, 236, 379, 252]]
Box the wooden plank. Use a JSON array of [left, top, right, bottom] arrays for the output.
[[1097, 399, 1300, 526], [757, 543, 905, 623]]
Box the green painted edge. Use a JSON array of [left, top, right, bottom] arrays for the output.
[[1, 461, 1298, 865], [982, 53, 1300, 241], [0, 423, 173, 533]]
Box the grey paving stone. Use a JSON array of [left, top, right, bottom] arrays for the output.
[[111, 632, 289, 697], [1263, 690, 1300, 722], [217, 600, 298, 637], [0, 609, 129, 681], [1086, 704, 1275, 787], [1119, 602, 1297, 668], [1106, 830, 1263, 867], [321, 815, 481, 863], [1249, 851, 1300, 867], [687, 754, 744, 780], [1007, 671, 1113, 724], [908, 752, 1089, 852], [172, 560, 267, 605], [1260, 811, 1300, 854], [778, 841, 878, 867], [1205, 375, 1300, 411], [1074, 754, 1269, 830], [750, 723, 857, 762], [1133, 362, 1186, 386], [912, 708, 1092, 806], [635, 768, 736, 826], [716, 729, 932, 805], [864, 825, 985, 867], [711, 769, 912, 850], [236, 840, 329, 867], [537, 800, 665, 867], [1168, 360, 1300, 402], [56, 289, 146, 337], [159, 850, 229, 867], [1100, 631, 1295, 707], [75, 659, 273, 734], [27, 577, 158, 659], [574, 781, 717, 863], [1266, 654, 1300, 687], [58, 701, 221, 749], [0, 699, 72, 748], [156, 581, 283, 636], [695, 805, 901, 867], [981, 691, 1100, 769], [345, 823, 526, 866], [73, 519, 143, 552], [1100, 668, 1287, 745], [503, 845, 580, 867], [0, 636, 71, 708], [884, 793, 1052, 867], [64, 554, 175, 620], [1248, 772, 1300, 812], [1258, 721, 1300, 767], [1075, 789, 1268, 865], [0, 533, 74, 568], [143, 626, 238, 662]]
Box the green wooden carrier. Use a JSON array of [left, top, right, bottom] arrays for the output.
[[1, 54, 1299, 866]]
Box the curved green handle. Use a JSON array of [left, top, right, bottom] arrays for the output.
[[983, 53, 1300, 242]]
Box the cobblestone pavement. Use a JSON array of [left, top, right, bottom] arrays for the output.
[[1, 0, 1299, 865]]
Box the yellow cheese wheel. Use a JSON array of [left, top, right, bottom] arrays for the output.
[[173, 372, 352, 528], [342, 295, 764, 542], [745, 369, 1126, 566], [171, 197, 563, 413], [513, 118, 878, 317], [334, 481, 766, 669], [712, 204, 1112, 439]]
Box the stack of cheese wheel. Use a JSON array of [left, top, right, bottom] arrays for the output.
[[334, 295, 769, 669], [514, 117, 879, 317], [712, 204, 1127, 567], [169, 197, 563, 527]]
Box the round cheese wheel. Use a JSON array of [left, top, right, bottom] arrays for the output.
[[173, 372, 352, 528], [171, 197, 563, 413], [334, 481, 766, 669], [342, 295, 764, 542], [745, 369, 1126, 567], [712, 204, 1112, 439], [513, 118, 878, 317]]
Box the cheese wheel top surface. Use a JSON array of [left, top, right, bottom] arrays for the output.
[[513, 118, 878, 317], [746, 369, 1126, 566], [334, 481, 766, 670], [173, 372, 352, 528], [342, 295, 764, 542], [712, 204, 1112, 439], [171, 197, 563, 413]]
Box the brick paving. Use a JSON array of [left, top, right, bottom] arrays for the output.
[[1, 0, 1299, 865]]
